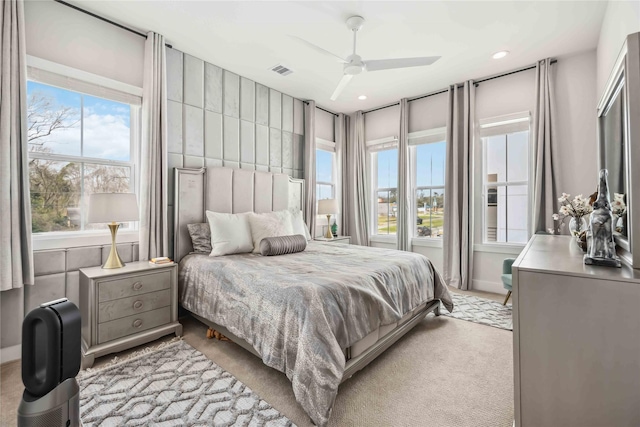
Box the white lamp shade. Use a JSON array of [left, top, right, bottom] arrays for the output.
[[317, 198, 338, 215], [88, 193, 139, 223]]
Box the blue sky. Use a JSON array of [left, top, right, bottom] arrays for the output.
[[27, 81, 131, 161], [316, 149, 333, 182], [416, 141, 446, 187]]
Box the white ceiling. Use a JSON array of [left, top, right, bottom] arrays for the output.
[[70, 1, 608, 113]]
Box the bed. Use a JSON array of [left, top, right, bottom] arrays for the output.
[[173, 166, 453, 426]]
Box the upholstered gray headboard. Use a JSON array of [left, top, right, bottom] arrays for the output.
[[173, 167, 305, 262]]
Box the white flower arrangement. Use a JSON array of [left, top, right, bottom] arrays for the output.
[[612, 193, 626, 217], [550, 193, 593, 235]]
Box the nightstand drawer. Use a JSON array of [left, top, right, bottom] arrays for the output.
[[98, 307, 170, 344], [98, 271, 171, 302], [98, 289, 171, 323]]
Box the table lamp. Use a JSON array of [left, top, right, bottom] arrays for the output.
[[88, 193, 139, 269], [317, 198, 338, 239]]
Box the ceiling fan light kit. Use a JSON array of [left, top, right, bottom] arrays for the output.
[[293, 15, 441, 101]]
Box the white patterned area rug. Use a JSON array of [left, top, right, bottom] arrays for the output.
[[78, 340, 296, 426], [439, 293, 513, 331]]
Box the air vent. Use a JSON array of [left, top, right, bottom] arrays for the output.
[[270, 64, 293, 76]]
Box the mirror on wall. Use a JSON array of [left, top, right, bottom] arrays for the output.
[[597, 31, 640, 269], [599, 76, 627, 237]]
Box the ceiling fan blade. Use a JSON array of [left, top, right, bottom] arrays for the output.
[[365, 56, 441, 72], [330, 74, 353, 101], [289, 36, 348, 63]]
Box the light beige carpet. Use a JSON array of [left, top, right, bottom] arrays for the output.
[[1, 308, 513, 427]]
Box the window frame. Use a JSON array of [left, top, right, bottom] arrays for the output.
[[27, 59, 142, 250], [367, 136, 399, 241], [315, 138, 337, 201], [409, 128, 447, 244], [477, 112, 532, 248]]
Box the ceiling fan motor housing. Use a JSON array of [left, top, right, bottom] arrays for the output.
[[344, 54, 364, 75]]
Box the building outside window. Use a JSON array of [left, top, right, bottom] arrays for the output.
[[479, 113, 531, 244], [409, 129, 446, 238], [26, 78, 140, 235]]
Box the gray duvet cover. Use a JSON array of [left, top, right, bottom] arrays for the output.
[[179, 242, 453, 426]]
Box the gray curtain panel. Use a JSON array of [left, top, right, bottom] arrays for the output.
[[533, 59, 559, 234], [304, 101, 317, 235], [443, 81, 475, 290], [337, 113, 348, 235], [0, 0, 34, 291], [397, 98, 410, 251], [342, 111, 370, 246], [139, 32, 169, 260]]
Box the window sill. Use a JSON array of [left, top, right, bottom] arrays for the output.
[[369, 235, 397, 245], [411, 238, 443, 249], [473, 243, 525, 255], [33, 230, 139, 251]]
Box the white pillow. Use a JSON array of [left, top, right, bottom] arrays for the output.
[[290, 209, 311, 241], [247, 210, 294, 253], [205, 211, 254, 257]]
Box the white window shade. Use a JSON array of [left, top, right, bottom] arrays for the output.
[[28, 65, 142, 106], [479, 111, 530, 138], [366, 136, 398, 152], [408, 127, 446, 146], [316, 138, 336, 152]]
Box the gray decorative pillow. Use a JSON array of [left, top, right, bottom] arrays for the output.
[[186, 223, 212, 254], [259, 234, 307, 256]]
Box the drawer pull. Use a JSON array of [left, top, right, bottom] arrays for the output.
[[133, 300, 144, 310], [132, 281, 143, 291], [133, 319, 143, 328]]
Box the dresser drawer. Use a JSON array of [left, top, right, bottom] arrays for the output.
[[98, 307, 170, 344], [98, 289, 171, 323], [97, 271, 171, 302]]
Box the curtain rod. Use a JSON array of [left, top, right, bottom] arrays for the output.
[[473, 59, 557, 86], [401, 59, 560, 105], [363, 101, 400, 114], [303, 101, 339, 117], [53, 0, 173, 48]]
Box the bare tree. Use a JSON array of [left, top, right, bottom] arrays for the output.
[[27, 91, 79, 149]]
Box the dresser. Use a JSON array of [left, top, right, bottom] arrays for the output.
[[512, 235, 640, 427], [79, 261, 182, 368]]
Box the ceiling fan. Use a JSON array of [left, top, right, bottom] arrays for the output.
[[292, 16, 441, 101]]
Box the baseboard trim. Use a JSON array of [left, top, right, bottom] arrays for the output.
[[0, 344, 21, 364], [472, 279, 507, 295]]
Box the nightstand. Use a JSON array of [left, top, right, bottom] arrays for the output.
[[314, 236, 351, 244], [79, 261, 182, 369]]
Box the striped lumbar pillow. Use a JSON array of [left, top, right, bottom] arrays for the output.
[[259, 234, 307, 256]]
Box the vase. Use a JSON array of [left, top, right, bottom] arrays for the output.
[[569, 216, 588, 252], [569, 216, 588, 236]]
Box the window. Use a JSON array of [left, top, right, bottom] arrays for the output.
[[368, 137, 399, 236], [479, 113, 530, 244], [410, 129, 446, 239], [316, 147, 336, 200], [27, 80, 140, 234]]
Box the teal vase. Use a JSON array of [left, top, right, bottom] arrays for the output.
[[331, 221, 338, 237]]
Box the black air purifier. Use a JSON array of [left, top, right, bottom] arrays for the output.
[[18, 298, 81, 427]]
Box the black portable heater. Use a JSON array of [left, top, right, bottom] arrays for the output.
[[18, 298, 81, 427]]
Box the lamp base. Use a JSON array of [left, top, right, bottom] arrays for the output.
[[324, 215, 333, 239], [103, 223, 125, 269]]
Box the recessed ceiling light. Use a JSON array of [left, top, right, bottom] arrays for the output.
[[358, 95, 367, 100], [492, 51, 509, 59]]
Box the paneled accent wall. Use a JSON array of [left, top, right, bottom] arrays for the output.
[[165, 47, 305, 257], [0, 243, 139, 352], [29, 243, 139, 311]]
